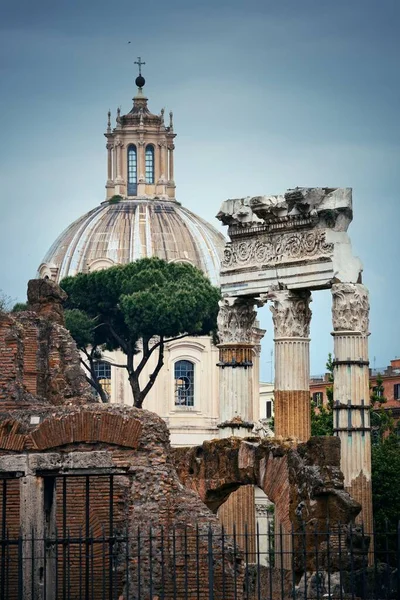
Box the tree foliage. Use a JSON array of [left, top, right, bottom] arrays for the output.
[[310, 357, 400, 532], [11, 302, 28, 313], [370, 373, 394, 444], [64, 309, 110, 404], [61, 258, 220, 408], [371, 433, 400, 532]]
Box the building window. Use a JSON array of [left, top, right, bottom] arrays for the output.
[[174, 360, 194, 407], [145, 145, 155, 184], [394, 384, 400, 400], [266, 400, 272, 419], [127, 145, 137, 195], [93, 361, 112, 400], [312, 391, 323, 407]]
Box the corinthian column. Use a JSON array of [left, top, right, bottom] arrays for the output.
[[331, 283, 372, 531], [217, 297, 257, 437], [269, 289, 312, 441], [217, 297, 257, 557]]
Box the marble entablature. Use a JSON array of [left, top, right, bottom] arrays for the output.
[[216, 187, 363, 296]]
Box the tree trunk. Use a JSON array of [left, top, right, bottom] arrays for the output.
[[83, 372, 109, 403], [80, 354, 109, 403], [128, 371, 145, 408], [126, 340, 165, 408]]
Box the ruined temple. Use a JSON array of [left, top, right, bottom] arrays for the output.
[[0, 279, 362, 598]]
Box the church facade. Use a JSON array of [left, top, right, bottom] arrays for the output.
[[37, 68, 265, 446]]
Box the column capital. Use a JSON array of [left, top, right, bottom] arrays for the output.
[[217, 297, 257, 344], [268, 289, 312, 338], [331, 283, 369, 334]]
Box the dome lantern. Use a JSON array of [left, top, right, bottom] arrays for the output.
[[104, 57, 176, 201]]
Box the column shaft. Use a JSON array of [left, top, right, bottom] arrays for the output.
[[331, 283, 372, 533], [169, 145, 174, 181], [107, 144, 113, 181], [269, 290, 312, 441], [113, 145, 118, 180], [274, 338, 310, 439], [217, 299, 257, 436], [218, 344, 254, 428], [160, 143, 166, 179], [117, 143, 122, 179]]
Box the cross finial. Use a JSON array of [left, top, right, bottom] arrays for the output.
[[134, 56, 146, 76]]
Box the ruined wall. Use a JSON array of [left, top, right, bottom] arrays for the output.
[[173, 435, 361, 572], [0, 280, 366, 596], [0, 405, 242, 599], [0, 280, 93, 409]]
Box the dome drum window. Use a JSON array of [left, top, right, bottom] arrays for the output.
[[145, 145, 155, 184], [127, 145, 137, 196], [174, 360, 194, 407]]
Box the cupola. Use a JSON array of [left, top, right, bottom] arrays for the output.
[[104, 57, 176, 200]]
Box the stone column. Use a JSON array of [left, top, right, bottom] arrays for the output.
[[217, 297, 258, 557], [217, 297, 257, 437], [160, 142, 167, 180], [269, 289, 312, 441], [331, 283, 372, 531], [116, 140, 122, 180], [106, 143, 113, 182], [113, 144, 117, 180], [137, 141, 146, 196], [168, 144, 175, 182]]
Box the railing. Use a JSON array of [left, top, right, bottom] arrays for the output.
[[0, 522, 399, 599]]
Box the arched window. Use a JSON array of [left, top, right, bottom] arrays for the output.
[[127, 145, 137, 195], [145, 145, 155, 184], [174, 360, 194, 407]]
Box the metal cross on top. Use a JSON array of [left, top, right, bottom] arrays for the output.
[[134, 56, 146, 75]]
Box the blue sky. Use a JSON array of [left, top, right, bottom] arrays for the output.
[[0, 0, 399, 378]]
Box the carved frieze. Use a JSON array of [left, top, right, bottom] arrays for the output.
[[217, 298, 257, 344], [331, 283, 369, 334], [268, 289, 312, 338], [222, 230, 333, 269]]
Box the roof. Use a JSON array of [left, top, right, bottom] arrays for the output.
[[39, 199, 225, 285]]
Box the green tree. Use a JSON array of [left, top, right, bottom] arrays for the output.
[[370, 373, 393, 444], [61, 258, 220, 408], [11, 302, 28, 313], [371, 433, 400, 533], [310, 354, 334, 436]]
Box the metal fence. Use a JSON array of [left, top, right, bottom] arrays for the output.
[[0, 522, 399, 600]]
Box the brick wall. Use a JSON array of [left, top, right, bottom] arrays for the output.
[[0, 406, 245, 599]]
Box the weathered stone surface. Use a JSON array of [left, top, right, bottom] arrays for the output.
[[27, 278, 67, 325], [0, 405, 244, 599], [0, 281, 93, 408], [173, 435, 361, 570], [217, 187, 363, 295]]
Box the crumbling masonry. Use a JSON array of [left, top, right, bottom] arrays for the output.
[[0, 280, 362, 598]]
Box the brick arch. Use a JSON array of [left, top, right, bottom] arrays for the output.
[[0, 412, 142, 451], [173, 436, 361, 535], [29, 411, 143, 450]]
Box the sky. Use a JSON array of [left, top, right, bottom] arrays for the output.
[[0, 0, 399, 380]]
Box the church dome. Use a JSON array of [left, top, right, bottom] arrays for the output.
[[39, 199, 225, 285]]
